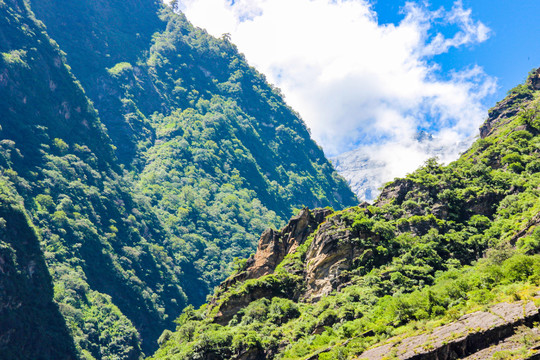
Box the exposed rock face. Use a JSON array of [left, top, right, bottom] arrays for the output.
[[375, 178, 415, 207], [213, 208, 333, 325], [303, 213, 359, 301], [479, 67, 540, 142], [224, 208, 333, 288], [246, 208, 332, 279], [480, 81, 535, 139], [213, 286, 288, 326], [359, 300, 540, 360], [461, 325, 540, 359], [465, 191, 505, 218], [530, 68, 540, 90]]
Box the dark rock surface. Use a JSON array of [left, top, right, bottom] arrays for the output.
[[461, 325, 540, 359], [376, 179, 415, 207], [480, 75, 537, 140], [245, 208, 332, 280], [304, 213, 360, 301], [530, 68, 540, 90]]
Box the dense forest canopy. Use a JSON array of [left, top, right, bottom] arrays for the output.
[[0, 0, 356, 358]]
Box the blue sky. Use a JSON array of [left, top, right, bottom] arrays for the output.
[[374, 0, 540, 103], [175, 0, 538, 186]]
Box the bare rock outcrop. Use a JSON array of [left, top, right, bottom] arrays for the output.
[[212, 208, 333, 324], [530, 68, 540, 90], [358, 300, 540, 360], [245, 207, 332, 279], [303, 213, 361, 301], [461, 325, 540, 359], [223, 208, 333, 289], [479, 69, 539, 139], [376, 179, 415, 207]]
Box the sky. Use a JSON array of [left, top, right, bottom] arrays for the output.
[[170, 0, 540, 190]]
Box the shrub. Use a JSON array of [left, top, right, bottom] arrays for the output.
[[502, 255, 536, 282], [508, 162, 524, 173], [501, 153, 522, 166]]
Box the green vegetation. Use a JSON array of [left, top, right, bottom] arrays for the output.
[[0, 178, 77, 360], [0, 0, 356, 358], [27, 0, 357, 299], [153, 257, 540, 360], [1, 49, 28, 67], [107, 62, 134, 77], [151, 73, 540, 359], [3, 0, 540, 358]]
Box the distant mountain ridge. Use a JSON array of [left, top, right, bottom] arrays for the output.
[[331, 149, 384, 201]]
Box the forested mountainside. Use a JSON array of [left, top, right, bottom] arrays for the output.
[[0, 0, 356, 358], [28, 0, 356, 292], [1, 1, 187, 357], [0, 182, 77, 359], [152, 70, 540, 359]]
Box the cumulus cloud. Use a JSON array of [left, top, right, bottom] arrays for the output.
[[172, 0, 497, 197]]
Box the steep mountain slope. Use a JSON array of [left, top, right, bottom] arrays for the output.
[[29, 0, 165, 164], [151, 69, 540, 359], [1, 0, 356, 358], [0, 181, 77, 360], [1, 1, 190, 357], [29, 0, 357, 297], [29, 0, 357, 215]]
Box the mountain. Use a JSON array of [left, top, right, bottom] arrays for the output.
[[331, 149, 385, 201], [27, 1, 357, 297], [0, 182, 77, 360], [0, 0, 356, 358], [0, 1, 187, 357], [151, 69, 540, 359], [331, 131, 474, 202]]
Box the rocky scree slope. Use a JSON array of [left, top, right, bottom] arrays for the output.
[[151, 69, 540, 359]]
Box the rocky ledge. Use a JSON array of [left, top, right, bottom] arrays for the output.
[[222, 207, 333, 288], [357, 299, 540, 360]]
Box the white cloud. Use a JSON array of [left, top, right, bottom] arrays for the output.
[[172, 0, 497, 198]]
